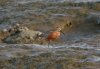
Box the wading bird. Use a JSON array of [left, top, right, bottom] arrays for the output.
[[46, 27, 65, 47], [45, 22, 72, 47]]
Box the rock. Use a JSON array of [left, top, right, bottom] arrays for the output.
[[18, 26, 29, 32], [4, 26, 43, 44]]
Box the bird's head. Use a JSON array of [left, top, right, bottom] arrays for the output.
[[54, 25, 63, 31], [54, 26, 65, 35], [56, 27, 62, 32]]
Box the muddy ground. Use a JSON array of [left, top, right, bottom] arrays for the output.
[[0, 0, 100, 69]]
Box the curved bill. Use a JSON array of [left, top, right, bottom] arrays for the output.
[[60, 31, 65, 36]]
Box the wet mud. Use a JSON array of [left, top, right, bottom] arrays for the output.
[[0, 0, 100, 69]]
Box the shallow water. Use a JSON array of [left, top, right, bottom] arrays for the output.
[[0, 39, 100, 62]]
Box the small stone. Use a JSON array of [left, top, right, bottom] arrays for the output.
[[37, 32, 43, 35], [16, 23, 20, 27], [2, 29, 8, 32], [24, 27, 29, 31], [29, 37, 33, 40]]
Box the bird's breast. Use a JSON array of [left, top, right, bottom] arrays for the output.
[[47, 31, 60, 41]]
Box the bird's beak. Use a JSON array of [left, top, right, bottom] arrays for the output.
[[60, 30, 65, 36]]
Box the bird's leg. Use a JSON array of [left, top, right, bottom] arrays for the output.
[[48, 40, 53, 48], [48, 40, 50, 48]]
